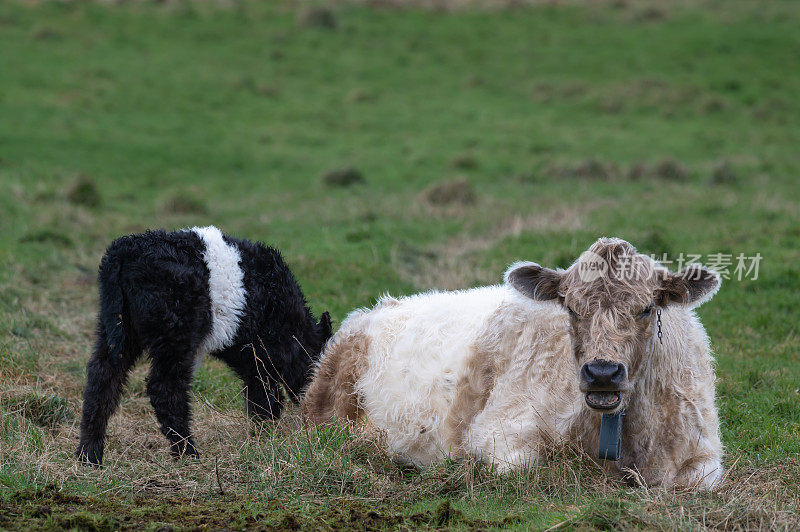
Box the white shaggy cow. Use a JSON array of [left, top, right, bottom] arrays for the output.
[[303, 237, 724, 489]]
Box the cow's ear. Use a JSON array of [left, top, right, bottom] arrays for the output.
[[505, 261, 562, 301], [657, 265, 721, 308]]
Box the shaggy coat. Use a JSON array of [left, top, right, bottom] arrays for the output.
[[77, 226, 331, 465], [303, 238, 723, 489]]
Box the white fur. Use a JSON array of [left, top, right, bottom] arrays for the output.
[[355, 287, 509, 464], [191, 226, 247, 360]]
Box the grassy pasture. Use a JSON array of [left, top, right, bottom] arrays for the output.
[[1, 0, 799, 529]]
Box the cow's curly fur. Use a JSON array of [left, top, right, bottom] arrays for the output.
[[303, 237, 723, 489], [77, 227, 332, 466]]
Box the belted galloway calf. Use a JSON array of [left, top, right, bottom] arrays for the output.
[[77, 226, 332, 465], [303, 237, 723, 489]]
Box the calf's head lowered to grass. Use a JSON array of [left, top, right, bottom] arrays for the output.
[[506, 237, 720, 414]]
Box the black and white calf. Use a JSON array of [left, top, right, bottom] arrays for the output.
[[76, 226, 332, 465]]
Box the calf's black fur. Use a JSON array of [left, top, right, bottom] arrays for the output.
[[76, 227, 332, 465]]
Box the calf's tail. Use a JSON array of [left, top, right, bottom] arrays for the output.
[[97, 255, 126, 364]]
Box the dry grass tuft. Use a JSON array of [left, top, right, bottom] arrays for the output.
[[421, 177, 477, 206], [711, 160, 738, 185], [626, 159, 690, 182], [161, 193, 208, 215], [652, 158, 689, 181], [2, 391, 74, 429], [592, 78, 706, 116], [345, 88, 375, 103], [18, 229, 74, 248], [30, 26, 63, 41], [626, 162, 648, 181], [548, 157, 696, 183], [629, 5, 667, 22], [321, 166, 365, 187], [552, 158, 618, 180], [450, 153, 479, 170], [66, 175, 102, 208], [233, 76, 280, 98], [298, 7, 338, 29]]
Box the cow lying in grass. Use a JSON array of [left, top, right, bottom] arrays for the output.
[[303, 237, 723, 489], [77, 226, 332, 466]]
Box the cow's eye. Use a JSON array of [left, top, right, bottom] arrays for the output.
[[567, 306, 578, 319], [638, 304, 654, 319]]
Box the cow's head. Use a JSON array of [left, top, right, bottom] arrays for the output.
[[505, 237, 720, 413]]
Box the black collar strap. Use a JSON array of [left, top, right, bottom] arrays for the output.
[[598, 411, 625, 461]]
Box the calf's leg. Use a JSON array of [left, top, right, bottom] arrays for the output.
[[214, 346, 283, 421], [77, 328, 139, 466], [146, 348, 199, 459], [244, 372, 283, 421]]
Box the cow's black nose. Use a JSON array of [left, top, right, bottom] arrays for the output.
[[581, 359, 626, 389]]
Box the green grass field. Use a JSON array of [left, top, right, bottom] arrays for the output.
[[1, 0, 799, 529]]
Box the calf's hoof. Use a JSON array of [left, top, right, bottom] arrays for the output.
[[246, 403, 279, 422], [76, 443, 103, 467], [170, 440, 200, 460], [249, 411, 278, 424]]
